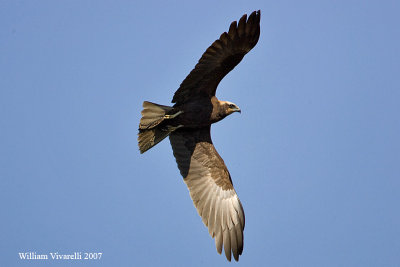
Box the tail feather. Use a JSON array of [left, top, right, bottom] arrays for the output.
[[138, 127, 173, 154], [138, 101, 180, 153], [139, 101, 173, 130]]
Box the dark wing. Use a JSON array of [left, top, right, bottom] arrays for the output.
[[169, 127, 245, 261], [172, 10, 261, 104]]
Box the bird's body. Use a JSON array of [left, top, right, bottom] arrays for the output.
[[138, 10, 261, 261], [167, 96, 239, 128]]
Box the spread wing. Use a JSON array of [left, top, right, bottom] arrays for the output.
[[169, 127, 245, 261], [172, 10, 261, 104]]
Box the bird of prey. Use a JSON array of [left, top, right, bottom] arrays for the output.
[[138, 10, 260, 261]]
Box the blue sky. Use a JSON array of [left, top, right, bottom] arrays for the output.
[[1, 1, 399, 266]]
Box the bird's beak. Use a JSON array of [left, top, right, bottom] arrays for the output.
[[234, 107, 241, 114]]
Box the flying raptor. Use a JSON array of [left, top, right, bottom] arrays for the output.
[[138, 10, 261, 261]]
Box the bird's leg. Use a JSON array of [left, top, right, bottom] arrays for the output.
[[164, 110, 184, 119], [161, 125, 184, 132]]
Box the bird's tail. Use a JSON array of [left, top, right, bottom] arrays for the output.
[[138, 101, 181, 153], [139, 101, 174, 130]]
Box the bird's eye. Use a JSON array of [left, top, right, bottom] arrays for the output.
[[229, 104, 235, 108]]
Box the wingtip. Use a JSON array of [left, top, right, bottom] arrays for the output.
[[248, 10, 261, 24], [249, 10, 261, 21], [249, 10, 260, 16]]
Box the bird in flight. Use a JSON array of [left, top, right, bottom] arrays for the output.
[[138, 10, 261, 261]]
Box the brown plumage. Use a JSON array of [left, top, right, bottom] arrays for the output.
[[138, 10, 260, 261]]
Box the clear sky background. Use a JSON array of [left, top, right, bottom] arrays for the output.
[[1, 1, 399, 266]]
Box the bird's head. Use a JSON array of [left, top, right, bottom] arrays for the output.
[[222, 101, 241, 115], [211, 98, 241, 123]]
